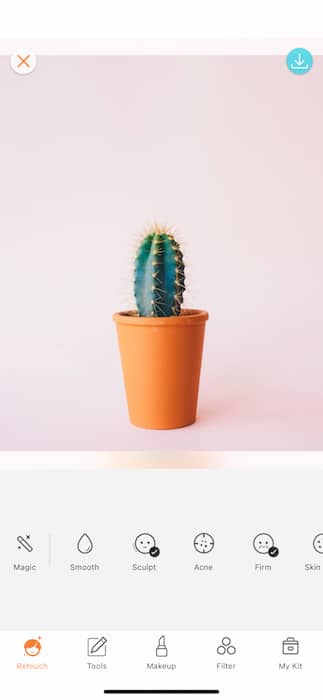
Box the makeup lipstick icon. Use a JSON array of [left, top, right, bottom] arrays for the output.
[[156, 635, 168, 657]]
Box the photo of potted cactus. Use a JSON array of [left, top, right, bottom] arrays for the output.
[[113, 226, 208, 429]]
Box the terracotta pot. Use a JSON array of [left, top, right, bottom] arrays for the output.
[[113, 309, 208, 429]]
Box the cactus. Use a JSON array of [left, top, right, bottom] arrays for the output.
[[134, 227, 185, 317]]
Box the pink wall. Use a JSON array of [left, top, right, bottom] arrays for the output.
[[0, 56, 322, 449]]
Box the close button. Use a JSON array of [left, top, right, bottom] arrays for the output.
[[10, 48, 37, 75]]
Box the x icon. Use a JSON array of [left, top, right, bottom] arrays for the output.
[[17, 54, 31, 68], [11, 49, 37, 75]]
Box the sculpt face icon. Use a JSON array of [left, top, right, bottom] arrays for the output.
[[253, 533, 274, 554], [313, 533, 323, 554], [135, 533, 156, 554], [194, 532, 214, 554]]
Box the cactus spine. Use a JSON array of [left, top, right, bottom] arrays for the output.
[[134, 227, 185, 317]]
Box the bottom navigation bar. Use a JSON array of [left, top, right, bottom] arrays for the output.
[[0, 631, 322, 700]]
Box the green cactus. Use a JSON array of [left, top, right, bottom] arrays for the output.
[[134, 227, 185, 317]]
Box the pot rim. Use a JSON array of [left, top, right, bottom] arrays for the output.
[[113, 308, 209, 326]]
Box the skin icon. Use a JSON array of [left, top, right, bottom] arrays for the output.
[[313, 534, 323, 553]]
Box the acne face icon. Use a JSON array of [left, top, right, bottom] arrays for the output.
[[194, 532, 215, 554], [253, 533, 274, 554], [313, 533, 323, 554]]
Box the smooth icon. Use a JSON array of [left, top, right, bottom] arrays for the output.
[[253, 533, 279, 558], [17, 535, 33, 553], [194, 532, 214, 554], [217, 637, 237, 656], [156, 635, 168, 657], [87, 636, 107, 657], [24, 638, 42, 657], [282, 637, 299, 655], [286, 48, 313, 75], [10, 49, 37, 75], [313, 533, 323, 554], [134, 533, 160, 558], [77, 533, 94, 554]]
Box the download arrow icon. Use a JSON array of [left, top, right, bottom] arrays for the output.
[[287, 48, 313, 75], [294, 53, 305, 66]]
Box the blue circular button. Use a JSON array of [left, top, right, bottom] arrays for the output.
[[287, 48, 313, 75]]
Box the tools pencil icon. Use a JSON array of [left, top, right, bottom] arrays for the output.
[[17, 535, 33, 553], [87, 636, 108, 657]]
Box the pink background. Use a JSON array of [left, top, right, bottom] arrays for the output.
[[0, 56, 322, 450]]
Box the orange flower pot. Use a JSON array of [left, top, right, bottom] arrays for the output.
[[113, 309, 208, 430]]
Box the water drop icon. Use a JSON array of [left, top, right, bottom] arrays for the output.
[[77, 533, 93, 554]]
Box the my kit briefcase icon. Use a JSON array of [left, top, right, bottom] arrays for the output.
[[282, 637, 299, 655]]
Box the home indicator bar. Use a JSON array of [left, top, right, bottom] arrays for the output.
[[103, 691, 220, 695]]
